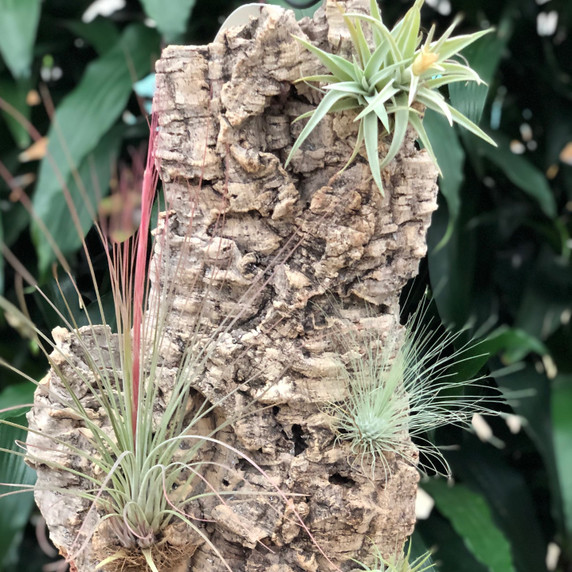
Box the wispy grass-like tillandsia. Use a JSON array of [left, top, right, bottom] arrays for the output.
[[354, 540, 434, 572], [285, 0, 496, 194], [0, 106, 236, 570], [327, 293, 502, 479], [0, 98, 334, 572]]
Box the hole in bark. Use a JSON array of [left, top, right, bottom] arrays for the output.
[[291, 424, 308, 456], [272, 406, 280, 415], [328, 473, 355, 487]]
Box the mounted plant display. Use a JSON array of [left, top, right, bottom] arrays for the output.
[[0, 0, 504, 571]]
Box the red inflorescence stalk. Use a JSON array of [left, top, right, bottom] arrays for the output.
[[131, 111, 160, 442]]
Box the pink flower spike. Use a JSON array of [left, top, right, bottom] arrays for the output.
[[131, 109, 160, 443]]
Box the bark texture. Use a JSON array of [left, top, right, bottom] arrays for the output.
[[27, 1, 439, 570]]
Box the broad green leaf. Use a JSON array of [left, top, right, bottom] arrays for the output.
[[422, 109, 464, 247], [417, 512, 487, 572], [0, 384, 34, 420], [0, 0, 41, 79], [65, 18, 121, 55], [477, 134, 557, 219], [478, 325, 547, 364], [552, 374, 572, 545], [32, 24, 160, 274], [423, 479, 516, 572], [139, 0, 196, 43], [0, 418, 36, 568], [427, 184, 481, 332], [449, 16, 513, 125], [34, 125, 124, 275], [0, 77, 31, 148], [448, 440, 548, 572]]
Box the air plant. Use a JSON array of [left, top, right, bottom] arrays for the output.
[[285, 0, 496, 194], [354, 541, 434, 572], [327, 293, 501, 479]]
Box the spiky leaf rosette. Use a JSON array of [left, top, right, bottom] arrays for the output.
[[285, 0, 496, 194], [328, 295, 501, 478]]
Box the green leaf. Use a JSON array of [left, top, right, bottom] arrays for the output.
[[380, 94, 409, 169], [552, 374, 572, 547], [32, 24, 160, 274], [139, 0, 196, 43], [342, 14, 371, 67], [417, 512, 487, 572], [449, 15, 513, 125], [0, 215, 3, 295], [362, 111, 382, 194], [33, 125, 124, 274], [498, 365, 564, 540], [422, 479, 516, 572], [0, 418, 36, 568], [478, 325, 547, 364], [0, 0, 41, 79], [432, 29, 492, 66], [294, 36, 355, 82], [363, 40, 390, 81], [447, 103, 497, 146], [477, 134, 557, 219], [0, 77, 31, 148], [348, 13, 402, 65], [64, 18, 121, 55], [392, 0, 422, 59], [448, 440, 548, 572], [428, 189, 478, 329], [356, 81, 398, 123], [422, 109, 464, 248], [0, 384, 34, 420]]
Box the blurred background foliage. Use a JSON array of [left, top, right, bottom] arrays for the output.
[[0, 0, 571, 570]]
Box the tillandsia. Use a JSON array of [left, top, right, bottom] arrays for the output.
[[285, 0, 497, 194], [327, 292, 502, 479], [354, 540, 434, 572]]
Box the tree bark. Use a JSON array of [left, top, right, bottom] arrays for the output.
[[27, 1, 439, 570]]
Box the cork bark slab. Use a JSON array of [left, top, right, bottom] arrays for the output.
[[27, 1, 439, 571]]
